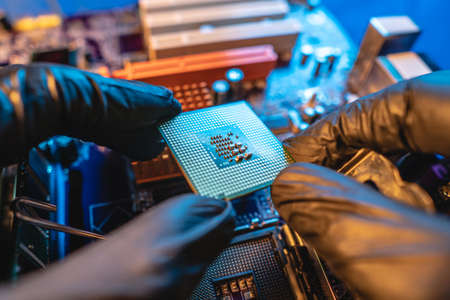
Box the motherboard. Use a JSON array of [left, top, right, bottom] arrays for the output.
[[0, 1, 443, 299]]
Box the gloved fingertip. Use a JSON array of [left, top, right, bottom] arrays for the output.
[[127, 139, 166, 161], [193, 195, 229, 210], [173, 194, 232, 219], [271, 170, 289, 207], [144, 194, 233, 299], [275, 162, 332, 181], [273, 162, 312, 187], [103, 127, 166, 161], [271, 162, 327, 206], [168, 91, 182, 115], [151, 84, 182, 120]]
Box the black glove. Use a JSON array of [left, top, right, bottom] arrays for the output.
[[0, 63, 181, 166], [0, 64, 235, 299], [283, 71, 450, 168], [1, 194, 234, 300], [272, 71, 450, 300]]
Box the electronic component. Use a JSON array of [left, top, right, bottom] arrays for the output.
[[313, 55, 327, 78], [159, 101, 293, 199], [131, 82, 213, 184], [327, 50, 341, 72], [150, 18, 301, 59], [212, 80, 231, 105], [118, 33, 144, 54], [198, 127, 256, 168], [287, 108, 308, 134], [300, 44, 314, 65], [306, 46, 341, 78], [213, 272, 258, 300], [31, 47, 79, 66], [168, 81, 213, 111], [144, 0, 289, 35], [190, 226, 337, 299], [226, 68, 245, 82], [347, 16, 420, 94], [231, 188, 279, 231], [189, 227, 297, 300], [132, 147, 182, 184], [140, 0, 273, 12], [113, 45, 277, 86], [358, 51, 432, 95], [13, 14, 62, 32], [226, 68, 245, 100]]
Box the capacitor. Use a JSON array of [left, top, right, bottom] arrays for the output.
[[211, 80, 230, 105], [315, 104, 325, 115], [300, 44, 314, 66], [303, 88, 318, 105], [327, 54, 337, 72], [300, 88, 322, 123], [288, 109, 309, 134], [327, 48, 341, 72], [301, 106, 316, 124], [313, 56, 327, 78], [226, 68, 245, 101], [242, 81, 254, 97], [254, 80, 266, 92], [307, 0, 321, 9]]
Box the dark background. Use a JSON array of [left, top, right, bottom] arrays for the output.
[[1, 0, 449, 69]]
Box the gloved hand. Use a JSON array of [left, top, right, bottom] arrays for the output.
[[0, 63, 181, 166], [0, 64, 235, 299], [272, 71, 450, 300], [1, 194, 234, 300]]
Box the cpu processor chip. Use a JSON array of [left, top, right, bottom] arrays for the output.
[[159, 101, 293, 199]]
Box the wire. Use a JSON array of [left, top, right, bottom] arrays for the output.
[[13, 196, 105, 240]]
